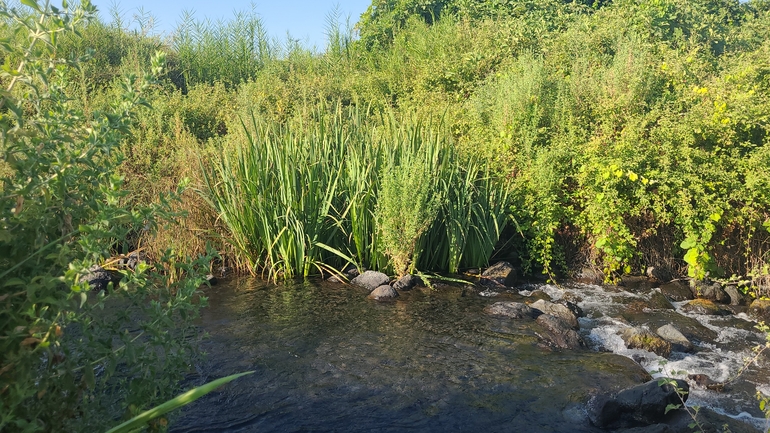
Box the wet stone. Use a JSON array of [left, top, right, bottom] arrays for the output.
[[368, 285, 398, 300], [531, 299, 579, 329], [484, 302, 534, 319], [620, 328, 672, 358], [536, 314, 584, 350], [724, 284, 749, 306], [659, 280, 693, 302], [681, 299, 730, 316], [481, 261, 517, 286], [655, 324, 693, 353], [748, 299, 770, 322], [646, 266, 673, 284], [392, 274, 421, 291], [586, 378, 688, 429], [620, 275, 656, 293], [690, 280, 729, 304]]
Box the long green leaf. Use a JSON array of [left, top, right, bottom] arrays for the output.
[[105, 371, 254, 433]]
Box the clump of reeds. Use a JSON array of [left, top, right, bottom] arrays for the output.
[[203, 104, 511, 279]]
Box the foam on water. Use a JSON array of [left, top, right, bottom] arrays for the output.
[[545, 282, 770, 428]]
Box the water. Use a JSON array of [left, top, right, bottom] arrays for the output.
[[171, 279, 769, 432]]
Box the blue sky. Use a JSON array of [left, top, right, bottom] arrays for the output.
[[90, 1, 372, 49]]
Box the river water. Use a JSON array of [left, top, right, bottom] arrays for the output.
[[170, 278, 770, 432]]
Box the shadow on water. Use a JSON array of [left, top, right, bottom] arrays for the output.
[[171, 279, 652, 432]]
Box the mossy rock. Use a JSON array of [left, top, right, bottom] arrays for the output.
[[620, 328, 671, 358], [681, 298, 730, 316], [748, 299, 770, 322]]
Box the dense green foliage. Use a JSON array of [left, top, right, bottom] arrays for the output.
[[0, 1, 210, 431], [35, 0, 768, 292]]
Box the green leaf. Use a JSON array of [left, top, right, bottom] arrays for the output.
[[105, 372, 254, 433], [3, 278, 25, 287], [20, 0, 40, 11], [665, 403, 680, 414], [84, 365, 95, 389], [710, 212, 721, 222], [680, 238, 697, 250]]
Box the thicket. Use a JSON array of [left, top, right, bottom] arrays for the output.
[[0, 1, 211, 431], [16, 0, 770, 292]]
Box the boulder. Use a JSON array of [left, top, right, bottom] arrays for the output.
[[659, 281, 693, 302], [620, 328, 672, 358], [392, 274, 422, 291], [646, 266, 673, 284], [655, 324, 693, 353], [681, 299, 730, 316], [748, 299, 770, 322], [536, 314, 584, 350], [531, 299, 579, 329], [616, 425, 674, 433], [723, 284, 749, 306], [82, 265, 121, 291], [526, 289, 552, 302], [481, 261, 517, 286], [620, 276, 656, 293], [485, 302, 534, 319], [576, 266, 604, 284], [351, 271, 390, 292], [648, 289, 675, 310], [368, 285, 398, 300], [690, 280, 729, 304], [686, 374, 725, 392], [587, 378, 689, 429]]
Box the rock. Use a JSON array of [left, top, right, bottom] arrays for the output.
[[655, 325, 693, 353], [648, 289, 675, 310], [536, 314, 584, 350], [117, 251, 147, 270], [659, 281, 693, 302], [723, 284, 749, 306], [616, 425, 674, 433], [392, 274, 421, 291], [646, 266, 673, 284], [485, 302, 534, 319], [620, 328, 672, 358], [577, 266, 604, 284], [526, 289, 552, 302], [82, 265, 121, 291], [748, 299, 770, 322], [690, 279, 729, 304], [620, 276, 656, 293], [681, 299, 730, 316], [481, 261, 517, 286], [586, 378, 689, 429], [368, 285, 398, 300], [205, 274, 218, 286], [686, 374, 725, 392], [351, 271, 390, 292], [531, 299, 579, 329]]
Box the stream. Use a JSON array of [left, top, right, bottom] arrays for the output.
[[170, 278, 770, 432]]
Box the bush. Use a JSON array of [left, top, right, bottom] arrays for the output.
[[0, 1, 210, 430]]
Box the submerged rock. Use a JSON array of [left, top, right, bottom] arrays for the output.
[[586, 378, 688, 429], [485, 302, 534, 319], [368, 285, 398, 300], [655, 324, 693, 353], [536, 314, 584, 350], [481, 261, 517, 286], [531, 299, 580, 329], [351, 271, 390, 292], [392, 274, 421, 291], [620, 328, 672, 358], [681, 299, 730, 316]]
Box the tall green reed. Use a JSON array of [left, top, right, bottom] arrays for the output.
[[204, 105, 512, 279]]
